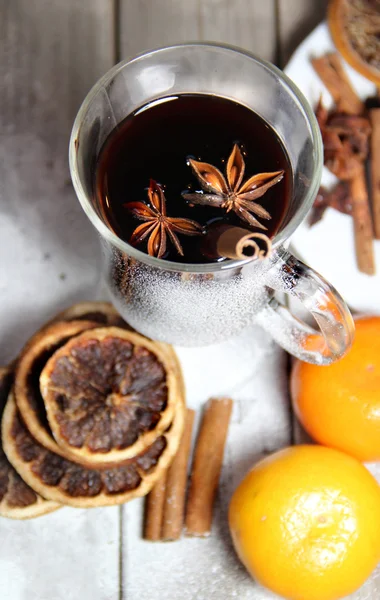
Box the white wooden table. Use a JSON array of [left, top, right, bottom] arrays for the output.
[[8, 2, 379, 599]]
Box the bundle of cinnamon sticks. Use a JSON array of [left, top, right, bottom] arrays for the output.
[[144, 397, 233, 541], [310, 53, 380, 276]]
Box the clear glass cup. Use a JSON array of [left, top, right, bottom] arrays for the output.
[[69, 43, 354, 365]]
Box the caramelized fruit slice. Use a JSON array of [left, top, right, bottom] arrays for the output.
[[329, 0, 380, 86], [40, 327, 181, 464], [2, 393, 184, 507], [14, 320, 101, 459], [0, 368, 60, 519]]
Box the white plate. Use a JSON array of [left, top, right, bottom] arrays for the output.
[[284, 22, 379, 314]]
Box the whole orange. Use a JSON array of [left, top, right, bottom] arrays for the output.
[[229, 445, 380, 600], [291, 316, 380, 462]]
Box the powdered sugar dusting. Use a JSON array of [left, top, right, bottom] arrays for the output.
[[107, 247, 274, 346]]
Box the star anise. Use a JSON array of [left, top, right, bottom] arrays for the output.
[[182, 144, 284, 230], [125, 180, 203, 258]]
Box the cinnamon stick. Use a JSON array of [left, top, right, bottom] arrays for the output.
[[185, 398, 233, 537], [202, 224, 272, 261], [216, 226, 272, 260], [350, 164, 375, 275], [311, 54, 363, 115], [144, 470, 168, 541], [161, 409, 195, 541], [370, 108, 380, 239]]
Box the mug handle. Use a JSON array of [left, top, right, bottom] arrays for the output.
[[254, 249, 355, 365]]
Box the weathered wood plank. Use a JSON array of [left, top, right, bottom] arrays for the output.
[[0, 0, 114, 364], [118, 0, 200, 58], [0, 3, 120, 599], [277, 0, 329, 67], [119, 0, 277, 63], [198, 0, 277, 63], [1, 507, 120, 600]]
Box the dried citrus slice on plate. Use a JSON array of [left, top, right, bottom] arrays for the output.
[[0, 367, 60, 519], [14, 320, 101, 459], [329, 0, 380, 86], [40, 327, 180, 464], [2, 392, 184, 507]]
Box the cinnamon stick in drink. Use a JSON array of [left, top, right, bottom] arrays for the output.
[[185, 398, 233, 537], [370, 108, 380, 239], [350, 164, 375, 275], [162, 409, 195, 541], [144, 471, 168, 541], [216, 227, 272, 260], [202, 224, 272, 261]]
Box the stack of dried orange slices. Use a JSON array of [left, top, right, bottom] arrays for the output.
[[0, 302, 185, 518]]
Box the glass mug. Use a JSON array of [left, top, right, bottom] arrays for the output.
[[69, 43, 354, 365]]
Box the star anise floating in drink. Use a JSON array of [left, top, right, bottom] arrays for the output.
[[182, 144, 284, 230], [125, 180, 203, 258], [125, 145, 284, 261]]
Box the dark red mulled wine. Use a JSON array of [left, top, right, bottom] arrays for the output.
[[95, 94, 292, 263]]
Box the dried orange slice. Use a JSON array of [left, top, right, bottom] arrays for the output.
[[2, 393, 184, 507], [329, 0, 380, 86], [13, 303, 128, 375], [50, 301, 129, 328], [0, 368, 60, 519], [14, 320, 101, 459], [40, 327, 180, 464]]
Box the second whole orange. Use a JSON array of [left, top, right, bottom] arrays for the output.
[[229, 445, 380, 600], [291, 316, 380, 462]]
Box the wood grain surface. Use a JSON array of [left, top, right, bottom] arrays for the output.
[[0, 2, 120, 600], [119, 0, 277, 62]]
